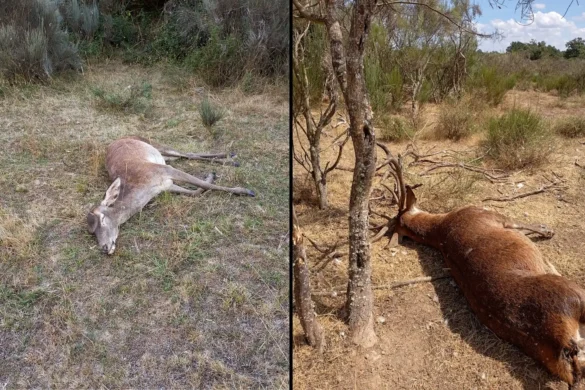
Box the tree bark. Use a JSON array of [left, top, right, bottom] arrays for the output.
[[293, 206, 326, 352], [309, 144, 328, 209], [325, 0, 378, 348]]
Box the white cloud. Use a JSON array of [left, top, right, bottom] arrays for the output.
[[533, 3, 546, 10], [478, 11, 585, 52], [572, 12, 585, 22]]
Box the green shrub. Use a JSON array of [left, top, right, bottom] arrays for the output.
[[483, 109, 551, 169], [91, 81, 152, 113], [0, 0, 81, 81], [199, 97, 225, 129], [468, 65, 516, 106], [185, 27, 245, 87], [59, 0, 100, 38], [377, 116, 414, 142], [434, 102, 474, 140], [554, 117, 585, 138]]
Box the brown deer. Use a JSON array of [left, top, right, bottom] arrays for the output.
[[378, 151, 585, 388], [87, 136, 255, 255]]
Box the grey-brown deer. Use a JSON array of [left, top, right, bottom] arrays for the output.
[[87, 136, 255, 255], [379, 152, 585, 388]]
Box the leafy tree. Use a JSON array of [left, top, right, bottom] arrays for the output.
[[565, 37, 585, 59], [506, 40, 561, 60]]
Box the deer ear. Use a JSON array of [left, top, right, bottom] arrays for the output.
[[87, 213, 98, 233], [405, 185, 418, 210], [101, 177, 121, 207]]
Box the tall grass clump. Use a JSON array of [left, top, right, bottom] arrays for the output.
[[483, 109, 551, 169], [377, 116, 414, 142], [554, 117, 585, 138], [199, 97, 225, 132], [433, 101, 475, 140], [91, 81, 152, 114], [467, 65, 516, 106], [0, 0, 81, 81]]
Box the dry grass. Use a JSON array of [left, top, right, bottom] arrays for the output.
[[554, 116, 585, 138], [294, 90, 585, 390], [0, 61, 289, 388]]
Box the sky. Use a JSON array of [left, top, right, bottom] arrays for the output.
[[475, 1, 585, 52]]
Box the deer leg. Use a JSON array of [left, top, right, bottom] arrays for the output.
[[168, 173, 215, 196], [160, 149, 240, 167], [504, 221, 555, 239], [131, 135, 239, 166], [164, 166, 255, 197]]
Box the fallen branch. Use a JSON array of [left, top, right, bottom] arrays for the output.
[[416, 159, 509, 183], [312, 275, 450, 296], [482, 180, 567, 202]]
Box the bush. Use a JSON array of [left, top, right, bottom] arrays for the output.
[[0, 0, 81, 81], [468, 65, 516, 106], [199, 97, 225, 128], [377, 116, 414, 142], [59, 0, 100, 38], [554, 117, 585, 138], [165, 0, 288, 83], [434, 102, 474, 140], [91, 81, 152, 113], [483, 109, 551, 169], [185, 27, 245, 87]]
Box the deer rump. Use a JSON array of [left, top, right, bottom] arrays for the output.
[[397, 199, 585, 385]]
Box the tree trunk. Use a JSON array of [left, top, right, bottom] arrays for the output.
[[325, 0, 378, 348], [309, 144, 328, 209], [293, 206, 326, 352]]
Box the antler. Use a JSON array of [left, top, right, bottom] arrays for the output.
[[376, 142, 407, 211]]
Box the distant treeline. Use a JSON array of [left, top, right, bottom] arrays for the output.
[[498, 38, 585, 60]]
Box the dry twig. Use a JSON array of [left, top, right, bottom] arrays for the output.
[[312, 275, 450, 296], [482, 178, 568, 202]]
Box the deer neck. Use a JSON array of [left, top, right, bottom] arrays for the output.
[[398, 208, 446, 248], [106, 186, 155, 226]]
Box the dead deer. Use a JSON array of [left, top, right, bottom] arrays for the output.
[[87, 136, 255, 255], [377, 150, 585, 388]]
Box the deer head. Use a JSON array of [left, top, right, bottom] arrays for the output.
[[87, 177, 121, 255], [371, 143, 422, 245]]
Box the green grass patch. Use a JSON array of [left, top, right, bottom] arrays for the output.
[[91, 81, 153, 114], [483, 108, 551, 169]]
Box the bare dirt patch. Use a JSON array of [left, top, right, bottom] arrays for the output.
[[293, 91, 585, 389], [0, 61, 289, 389]]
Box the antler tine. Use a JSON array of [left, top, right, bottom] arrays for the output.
[[376, 142, 406, 211], [388, 157, 406, 210]]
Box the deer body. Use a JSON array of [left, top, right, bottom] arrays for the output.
[[87, 136, 254, 254], [396, 193, 585, 385]]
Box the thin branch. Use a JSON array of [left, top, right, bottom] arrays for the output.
[[416, 160, 509, 183], [482, 180, 567, 202], [563, 0, 579, 18], [312, 275, 450, 296], [292, 0, 326, 23], [378, 1, 493, 38], [324, 133, 350, 175]]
